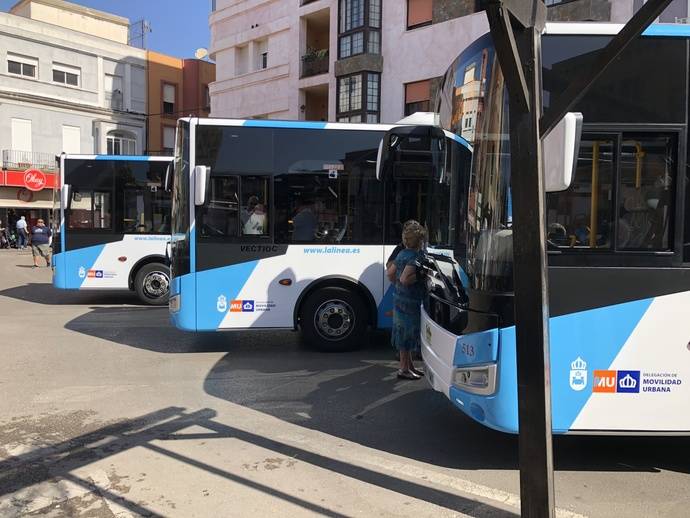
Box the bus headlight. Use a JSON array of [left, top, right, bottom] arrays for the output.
[[169, 294, 181, 312], [452, 364, 497, 396]]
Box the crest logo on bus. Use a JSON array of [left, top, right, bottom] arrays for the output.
[[569, 357, 587, 391], [78, 266, 86, 279], [217, 294, 227, 313]]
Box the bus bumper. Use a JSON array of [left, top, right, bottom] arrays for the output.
[[169, 274, 197, 331], [421, 308, 519, 434]]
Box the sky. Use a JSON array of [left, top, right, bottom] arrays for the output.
[[0, 0, 212, 58]]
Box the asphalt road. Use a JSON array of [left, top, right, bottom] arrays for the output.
[[0, 249, 689, 517]]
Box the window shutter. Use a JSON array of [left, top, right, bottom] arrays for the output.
[[405, 79, 431, 104], [407, 0, 432, 28], [163, 84, 176, 104]]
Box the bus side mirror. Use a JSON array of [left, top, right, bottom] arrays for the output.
[[375, 125, 446, 181], [543, 112, 583, 192], [194, 165, 210, 206], [164, 163, 172, 192], [62, 184, 72, 211]]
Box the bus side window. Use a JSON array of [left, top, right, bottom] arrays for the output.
[[199, 176, 240, 237], [240, 176, 270, 238], [617, 135, 675, 251], [546, 138, 615, 250]]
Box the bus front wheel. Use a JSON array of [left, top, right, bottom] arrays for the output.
[[300, 286, 368, 352], [134, 263, 170, 306]]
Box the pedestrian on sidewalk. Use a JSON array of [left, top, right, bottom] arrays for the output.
[[386, 220, 426, 380], [30, 219, 51, 267], [16, 216, 28, 250]]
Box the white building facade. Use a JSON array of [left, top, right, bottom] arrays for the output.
[[0, 0, 148, 219], [208, 0, 668, 124]]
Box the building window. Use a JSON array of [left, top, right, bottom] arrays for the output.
[[253, 39, 268, 71], [338, 0, 381, 59], [163, 83, 177, 115], [62, 125, 81, 154], [11, 118, 32, 152], [369, 0, 381, 27], [404, 79, 431, 116], [340, 0, 364, 32], [407, 0, 432, 29], [7, 53, 37, 78], [235, 45, 249, 75], [337, 72, 380, 123], [163, 126, 176, 154], [204, 85, 211, 109], [107, 131, 136, 155], [105, 74, 123, 110], [52, 63, 80, 87]]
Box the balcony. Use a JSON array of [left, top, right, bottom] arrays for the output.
[[105, 90, 123, 111], [301, 49, 329, 78], [2, 150, 58, 172], [301, 8, 330, 78]]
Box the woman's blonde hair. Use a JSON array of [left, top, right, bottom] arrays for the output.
[[402, 220, 426, 249]]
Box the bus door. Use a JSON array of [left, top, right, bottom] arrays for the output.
[[379, 131, 439, 327]]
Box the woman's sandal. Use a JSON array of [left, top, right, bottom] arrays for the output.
[[397, 369, 421, 380], [410, 367, 425, 377]]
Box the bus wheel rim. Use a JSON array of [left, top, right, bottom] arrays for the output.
[[314, 299, 354, 341], [143, 271, 169, 298]]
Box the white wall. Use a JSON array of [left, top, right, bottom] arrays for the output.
[[0, 11, 147, 157], [380, 10, 489, 123]]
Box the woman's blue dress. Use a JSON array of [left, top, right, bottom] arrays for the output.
[[392, 248, 424, 352]]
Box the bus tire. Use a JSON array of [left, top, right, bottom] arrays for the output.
[[134, 262, 170, 306], [300, 286, 368, 352]]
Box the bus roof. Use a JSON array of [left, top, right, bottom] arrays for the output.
[[61, 154, 172, 161], [178, 117, 472, 151], [545, 22, 690, 38]]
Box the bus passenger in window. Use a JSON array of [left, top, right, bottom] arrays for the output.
[[292, 198, 317, 242], [241, 196, 259, 228], [243, 203, 267, 235], [386, 221, 426, 380]]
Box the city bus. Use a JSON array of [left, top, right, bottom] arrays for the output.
[[168, 118, 471, 351], [53, 154, 173, 305], [406, 23, 690, 434]]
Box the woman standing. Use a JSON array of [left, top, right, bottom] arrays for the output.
[[387, 220, 426, 380]]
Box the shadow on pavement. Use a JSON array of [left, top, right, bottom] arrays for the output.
[[0, 282, 143, 306], [55, 301, 690, 477], [0, 406, 518, 518]]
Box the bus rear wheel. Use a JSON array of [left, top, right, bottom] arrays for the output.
[[300, 286, 368, 352], [134, 263, 170, 306]]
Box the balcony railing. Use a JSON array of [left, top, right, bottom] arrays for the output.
[[301, 49, 329, 78], [2, 150, 58, 171]]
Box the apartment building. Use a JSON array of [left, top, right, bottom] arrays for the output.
[[146, 51, 215, 155], [209, 0, 665, 124], [0, 0, 147, 223]]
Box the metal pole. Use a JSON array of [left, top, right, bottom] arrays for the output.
[[509, 26, 555, 518], [485, 2, 553, 516]]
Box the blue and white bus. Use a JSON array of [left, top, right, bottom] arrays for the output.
[[412, 23, 690, 434], [53, 154, 173, 305], [168, 118, 471, 351]]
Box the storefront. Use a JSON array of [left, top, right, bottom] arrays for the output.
[[0, 168, 57, 234]]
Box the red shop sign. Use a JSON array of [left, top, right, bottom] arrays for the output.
[[23, 169, 47, 191]]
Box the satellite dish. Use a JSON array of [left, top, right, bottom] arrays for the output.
[[195, 48, 208, 59]]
